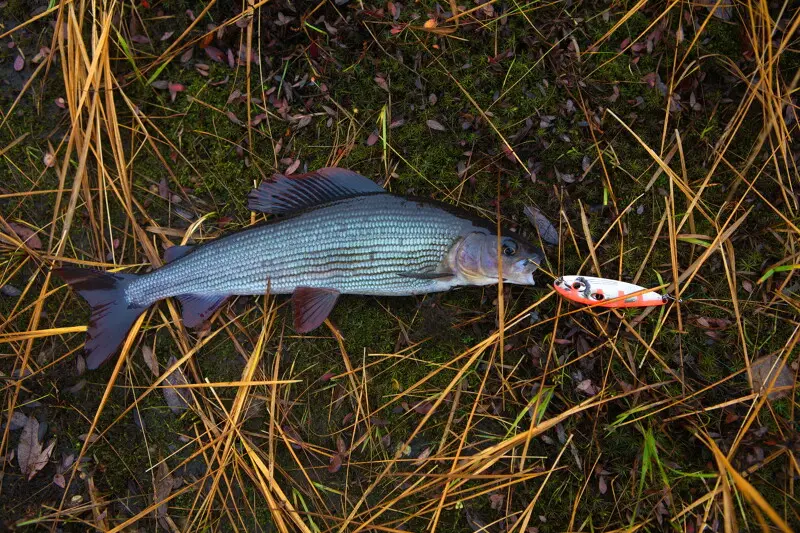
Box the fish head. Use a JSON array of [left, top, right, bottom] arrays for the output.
[[450, 230, 543, 286]]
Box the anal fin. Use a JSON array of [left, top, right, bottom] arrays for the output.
[[176, 293, 228, 328], [292, 287, 340, 333]]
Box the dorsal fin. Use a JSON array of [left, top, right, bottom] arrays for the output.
[[247, 168, 385, 215], [164, 245, 193, 263]]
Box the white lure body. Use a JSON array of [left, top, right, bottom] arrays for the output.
[[554, 276, 667, 308]]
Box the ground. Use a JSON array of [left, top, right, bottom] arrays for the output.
[[1, 0, 799, 532]]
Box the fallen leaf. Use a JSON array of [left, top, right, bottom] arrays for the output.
[[154, 460, 173, 518], [750, 355, 793, 400], [160, 31, 174, 41], [489, 492, 505, 510], [336, 436, 347, 455], [412, 446, 432, 465], [13, 54, 24, 71], [328, 453, 342, 473], [131, 34, 150, 44], [7, 222, 42, 249], [6, 411, 28, 431], [695, 317, 731, 330], [162, 356, 191, 414], [366, 130, 379, 146], [204, 46, 225, 63], [53, 473, 66, 488], [374, 76, 388, 91], [168, 82, 185, 102], [226, 111, 242, 125], [742, 279, 754, 294], [426, 119, 446, 131], [412, 401, 433, 414], [155, 178, 170, 201], [576, 379, 598, 396], [285, 159, 301, 175], [180, 47, 193, 63], [17, 417, 55, 480], [142, 346, 159, 376], [43, 151, 55, 167], [78, 433, 99, 443], [599, 475, 607, 494], [1, 284, 22, 297], [524, 206, 559, 245]]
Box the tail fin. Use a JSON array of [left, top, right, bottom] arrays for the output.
[[53, 267, 146, 370]]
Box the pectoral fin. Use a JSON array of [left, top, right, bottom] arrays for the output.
[[292, 287, 340, 333]]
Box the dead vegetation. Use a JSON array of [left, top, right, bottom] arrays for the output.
[[1, 0, 799, 531]]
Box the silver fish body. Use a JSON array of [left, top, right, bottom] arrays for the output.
[[128, 194, 473, 304], [55, 168, 543, 369]]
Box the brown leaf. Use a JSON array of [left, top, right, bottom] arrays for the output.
[[695, 317, 731, 330], [154, 461, 173, 518], [163, 356, 191, 414], [488, 492, 505, 510], [168, 82, 185, 102], [336, 436, 347, 455], [226, 111, 242, 125], [742, 279, 754, 294], [204, 46, 224, 63], [13, 54, 24, 71], [7, 222, 42, 249], [53, 473, 66, 488], [599, 475, 608, 494], [412, 446, 431, 465], [285, 159, 301, 175], [750, 355, 794, 400], [7, 411, 28, 431], [374, 76, 388, 91], [412, 401, 432, 414], [157, 178, 170, 199], [18, 417, 54, 480], [142, 346, 159, 376], [524, 206, 559, 245], [180, 47, 193, 63], [426, 119, 446, 131], [366, 130, 379, 146], [328, 453, 342, 473], [131, 34, 150, 44], [576, 379, 598, 396]]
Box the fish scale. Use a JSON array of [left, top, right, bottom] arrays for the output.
[[126, 195, 469, 306]]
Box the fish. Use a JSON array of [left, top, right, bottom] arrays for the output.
[[55, 168, 543, 369], [553, 276, 668, 307]]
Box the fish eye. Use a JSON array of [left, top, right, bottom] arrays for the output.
[[502, 238, 518, 256], [592, 293, 605, 301]]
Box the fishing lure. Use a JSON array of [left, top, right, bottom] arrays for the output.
[[554, 276, 670, 308]]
